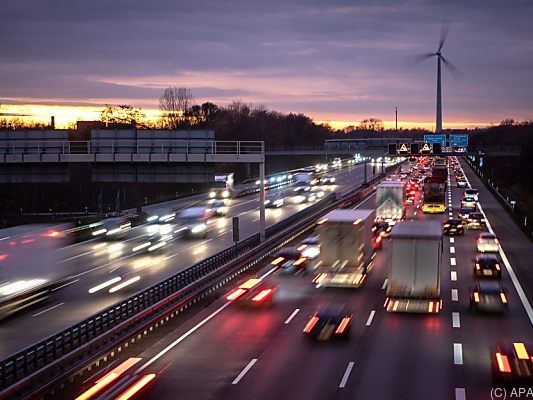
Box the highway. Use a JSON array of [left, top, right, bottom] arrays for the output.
[[0, 162, 380, 358], [65, 158, 533, 400]]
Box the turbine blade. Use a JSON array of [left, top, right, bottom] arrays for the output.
[[441, 56, 463, 80], [405, 53, 435, 66], [438, 21, 452, 52]]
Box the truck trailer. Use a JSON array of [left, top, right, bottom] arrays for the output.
[[385, 220, 442, 313], [374, 182, 406, 235], [312, 209, 374, 288]]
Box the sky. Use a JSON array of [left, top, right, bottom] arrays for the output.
[[1, 0, 532, 129]]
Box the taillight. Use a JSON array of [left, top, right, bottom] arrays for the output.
[[303, 316, 319, 333], [251, 289, 272, 302], [500, 293, 507, 304], [294, 257, 307, 266], [476, 263, 480, 270], [496, 352, 511, 373], [335, 317, 352, 334], [495, 264, 501, 271], [473, 292, 480, 303], [513, 342, 529, 360]]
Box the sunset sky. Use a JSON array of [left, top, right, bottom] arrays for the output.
[[1, 0, 532, 129]]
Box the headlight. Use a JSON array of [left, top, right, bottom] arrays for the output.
[[222, 190, 230, 198], [302, 247, 320, 258], [273, 199, 283, 206], [209, 191, 216, 198], [191, 224, 207, 234], [217, 207, 227, 214]]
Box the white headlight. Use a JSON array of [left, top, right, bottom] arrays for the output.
[[191, 224, 207, 234], [209, 192, 216, 198]]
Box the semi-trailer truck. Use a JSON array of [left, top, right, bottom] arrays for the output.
[[374, 182, 406, 236], [384, 220, 442, 313], [312, 209, 374, 288]]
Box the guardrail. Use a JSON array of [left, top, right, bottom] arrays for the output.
[[0, 164, 396, 398]]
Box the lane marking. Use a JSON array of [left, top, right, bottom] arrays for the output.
[[448, 212, 453, 216], [451, 271, 457, 281], [414, 211, 417, 215], [191, 239, 212, 248], [284, 309, 300, 324], [381, 279, 388, 290], [232, 359, 258, 384], [339, 361, 355, 388], [137, 302, 231, 373], [259, 267, 277, 280], [455, 388, 466, 400], [451, 289, 458, 302], [453, 343, 463, 365], [33, 302, 65, 317], [365, 310, 376, 326], [51, 279, 79, 291], [452, 312, 461, 328], [449, 238, 455, 244], [450, 258, 456, 266], [450, 246, 455, 254]]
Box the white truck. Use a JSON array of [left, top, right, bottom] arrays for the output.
[[312, 209, 374, 288], [374, 182, 406, 235], [385, 220, 442, 313], [400, 163, 411, 174]]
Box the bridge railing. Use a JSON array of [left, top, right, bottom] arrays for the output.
[[0, 140, 264, 156]]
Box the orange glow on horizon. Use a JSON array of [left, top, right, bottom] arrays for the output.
[[1, 102, 494, 131]]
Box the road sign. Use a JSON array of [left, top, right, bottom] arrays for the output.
[[449, 134, 468, 148], [398, 143, 409, 155], [388, 144, 397, 156], [424, 134, 446, 147], [432, 143, 442, 154], [410, 143, 419, 155], [420, 143, 431, 154]]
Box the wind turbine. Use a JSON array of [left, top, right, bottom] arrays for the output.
[[408, 24, 462, 133]]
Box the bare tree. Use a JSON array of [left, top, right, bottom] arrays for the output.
[[100, 104, 145, 125], [358, 118, 384, 131], [159, 87, 194, 129]]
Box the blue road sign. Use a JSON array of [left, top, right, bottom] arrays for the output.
[[449, 134, 468, 148], [423, 134, 447, 147]]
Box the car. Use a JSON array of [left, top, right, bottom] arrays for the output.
[[473, 254, 502, 278], [371, 234, 383, 250], [461, 196, 477, 209], [422, 203, 446, 214], [405, 197, 414, 205], [458, 207, 475, 220], [226, 278, 277, 306], [174, 207, 212, 238], [303, 304, 353, 341], [320, 175, 336, 185], [477, 232, 500, 253], [443, 218, 465, 236], [467, 212, 487, 229], [297, 236, 321, 259], [464, 188, 479, 201], [310, 187, 325, 199], [271, 248, 309, 275], [208, 199, 228, 216], [470, 281, 508, 313], [457, 180, 467, 188], [492, 342, 533, 384], [265, 198, 284, 208], [372, 221, 392, 237]]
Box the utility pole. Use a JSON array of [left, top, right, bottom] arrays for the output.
[[395, 107, 398, 132]]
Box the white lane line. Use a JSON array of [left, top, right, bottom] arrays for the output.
[[381, 279, 388, 290], [451, 271, 457, 281], [32, 302, 65, 317], [218, 231, 228, 237], [414, 211, 418, 215], [449, 237, 455, 244], [58, 249, 95, 263], [452, 312, 461, 328], [448, 212, 453, 216], [365, 310, 376, 326], [339, 361, 355, 388], [451, 289, 458, 302], [453, 343, 463, 365], [232, 359, 258, 384], [259, 267, 277, 280], [191, 239, 212, 248], [252, 218, 260, 222], [450, 258, 456, 266], [477, 202, 533, 325], [450, 246, 455, 254], [284, 309, 300, 324], [137, 302, 231, 373], [51, 278, 79, 291], [455, 388, 466, 400]]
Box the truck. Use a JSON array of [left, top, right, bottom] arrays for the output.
[[422, 172, 447, 213], [374, 182, 406, 235], [400, 163, 411, 174], [385, 220, 442, 313], [312, 209, 374, 288]]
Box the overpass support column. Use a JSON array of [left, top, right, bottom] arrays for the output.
[[259, 161, 266, 242]]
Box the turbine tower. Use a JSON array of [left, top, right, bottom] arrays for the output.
[[408, 24, 462, 133]]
